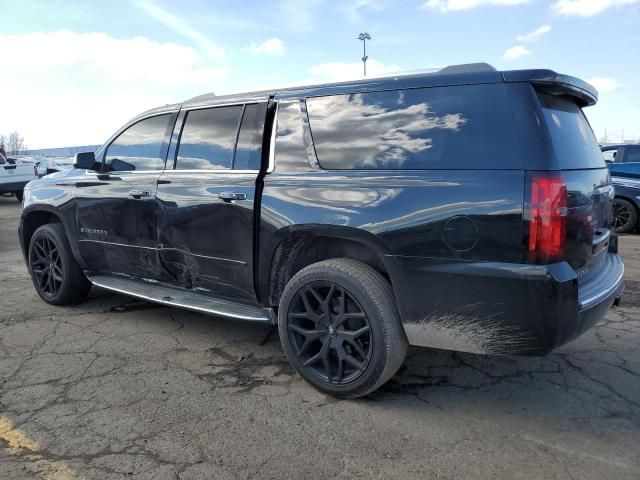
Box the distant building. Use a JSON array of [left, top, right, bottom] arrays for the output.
[[22, 145, 101, 158]]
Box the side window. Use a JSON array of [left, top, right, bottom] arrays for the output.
[[305, 84, 521, 170], [105, 114, 171, 171], [602, 150, 617, 163], [176, 105, 243, 170], [274, 100, 310, 172], [622, 148, 640, 163], [234, 103, 267, 170]]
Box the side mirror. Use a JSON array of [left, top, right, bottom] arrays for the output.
[[74, 151, 98, 170]]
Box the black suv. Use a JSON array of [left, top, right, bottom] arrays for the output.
[[19, 64, 624, 398]]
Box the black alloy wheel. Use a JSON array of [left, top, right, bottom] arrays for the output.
[[28, 223, 91, 305], [286, 281, 373, 385], [612, 198, 638, 233], [278, 258, 407, 398], [29, 234, 64, 298]]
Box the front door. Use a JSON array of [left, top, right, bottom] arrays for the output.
[[156, 102, 267, 301], [75, 112, 176, 279]]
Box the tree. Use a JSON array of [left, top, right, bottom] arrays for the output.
[[6, 131, 25, 155]]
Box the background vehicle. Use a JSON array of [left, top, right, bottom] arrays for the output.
[[602, 144, 640, 179], [610, 177, 640, 233], [602, 144, 640, 232], [0, 157, 37, 202], [34, 157, 75, 178], [19, 64, 623, 398]]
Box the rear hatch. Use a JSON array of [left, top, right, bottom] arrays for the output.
[[524, 89, 612, 286]]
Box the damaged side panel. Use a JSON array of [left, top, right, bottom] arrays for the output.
[[385, 255, 578, 355]]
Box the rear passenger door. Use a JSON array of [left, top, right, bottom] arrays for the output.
[[156, 102, 267, 301]]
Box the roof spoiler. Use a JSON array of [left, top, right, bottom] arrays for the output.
[[502, 69, 598, 107]]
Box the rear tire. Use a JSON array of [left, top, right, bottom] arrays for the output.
[[14, 190, 23, 202], [612, 198, 638, 233], [28, 223, 91, 305], [278, 258, 407, 399]]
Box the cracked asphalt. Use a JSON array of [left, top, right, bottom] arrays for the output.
[[1, 195, 639, 480]]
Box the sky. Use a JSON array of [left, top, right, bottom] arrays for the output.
[[0, 0, 639, 149]]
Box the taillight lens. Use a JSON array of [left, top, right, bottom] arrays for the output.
[[527, 174, 567, 263]]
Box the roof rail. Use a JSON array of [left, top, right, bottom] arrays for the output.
[[438, 63, 496, 74]]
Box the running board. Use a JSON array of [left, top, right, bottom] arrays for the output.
[[87, 274, 272, 323]]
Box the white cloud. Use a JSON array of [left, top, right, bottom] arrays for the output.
[[340, 0, 383, 23], [135, 0, 226, 62], [275, 0, 324, 32], [310, 59, 401, 81], [247, 38, 285, 55], [422, 0, 531, 12], [552, 0, 640, 16], [586, 77, 621, 93], [0, 30, 229, 148], [516, 25, 552, 42], [503, 45, 532, 60], [0, 30, 227, 87]]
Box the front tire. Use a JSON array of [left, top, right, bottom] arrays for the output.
[[278, 259, 407, 398], [612, 198, 638, 233], [14, 190, 23, 202], [28, 223, 91, 305]]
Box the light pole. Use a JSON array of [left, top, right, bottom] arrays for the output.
[[358, 32, 371, 76]]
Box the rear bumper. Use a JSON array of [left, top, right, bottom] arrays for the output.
[[570, 253, 624, 344], [383, 252, 624, 356]]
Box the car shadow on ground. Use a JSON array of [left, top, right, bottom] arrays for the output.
[[78, 286, 639, 423], [0, 196, 21, 207]]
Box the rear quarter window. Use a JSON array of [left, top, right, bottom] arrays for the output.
[[306, 83, 521, 170], [538, 93, 604, 170], [622, 147, 640, 163]]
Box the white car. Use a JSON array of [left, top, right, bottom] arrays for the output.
[[0, 157, 37, 202]]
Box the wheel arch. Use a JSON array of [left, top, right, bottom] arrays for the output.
[[20, 205, 86, 268], [262, 225, 392, 307]]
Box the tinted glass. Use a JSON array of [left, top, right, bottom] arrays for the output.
[[538, 93, 604, 169], [234, 103, 267, 170], [306, 84, 521, 170], [105, 114, 170, 171], [177, 106, 242, 170], [274, 100, 310, 172], [622, 148, 640, 163]]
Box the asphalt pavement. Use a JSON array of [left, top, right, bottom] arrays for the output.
[[1, 195, 639, 479]]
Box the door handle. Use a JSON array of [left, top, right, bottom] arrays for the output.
[[128, 189, 153, 199], [218, 192, 247, 202]]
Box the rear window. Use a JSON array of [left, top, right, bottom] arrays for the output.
[[306, 83, 521, 170], [538, 93, 605, 169]]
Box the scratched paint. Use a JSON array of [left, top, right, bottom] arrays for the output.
[[403, 309, 541, 355]]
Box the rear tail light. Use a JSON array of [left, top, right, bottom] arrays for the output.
[[527, 174, 567, 263]]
